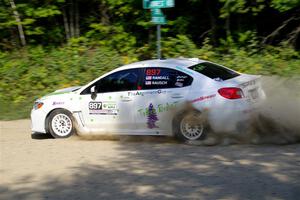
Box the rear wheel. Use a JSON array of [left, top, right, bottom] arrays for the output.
[[48, 109, 75, 138], [174, 111, 207, 141]]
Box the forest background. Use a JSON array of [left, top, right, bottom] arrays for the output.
[[0, 0, 299, 119]]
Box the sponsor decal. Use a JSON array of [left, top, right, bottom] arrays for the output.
[[152, 76, 169, 80], [127, 91, 144, 96], [52, 101, 64, 106], [138, 101, 179, 117], [145, 80, 168, 85], [213, 77, 223, 82], [240, 80, 256, 88], [176, 75, 188, 82], [89, 101, 118, 115], [177, 75, 188, 79], [151, 81, 168, 85], [147, 103, 159, 129], [102, 102, 117, 109], [145, 73, 169, 85], [175, 82, 183, 87], [127, 90, 168, 97], [91, 109, 118, 115], [193, 65, 206, 71], [190, 94, 216, 103]]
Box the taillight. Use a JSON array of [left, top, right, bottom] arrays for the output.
[[218, 87, 244, 99]]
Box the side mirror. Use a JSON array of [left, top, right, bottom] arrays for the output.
[[90, 86, 97, 100], [90, 86, 95, 93]]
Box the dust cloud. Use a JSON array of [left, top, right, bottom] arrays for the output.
[[189, 76, 300, 146], [250, 76, 300, 144]]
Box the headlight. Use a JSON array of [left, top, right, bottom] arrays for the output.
[[33, 102, 44, 110]]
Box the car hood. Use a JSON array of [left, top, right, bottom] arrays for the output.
[[54, 86, 82, 93], [42, 86, 82, 99]]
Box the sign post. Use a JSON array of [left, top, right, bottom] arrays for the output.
[[143, 0, 174, 59], [157, 24, 161, 59]]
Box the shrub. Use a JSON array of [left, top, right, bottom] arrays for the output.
[[0, 39, 299, 120]]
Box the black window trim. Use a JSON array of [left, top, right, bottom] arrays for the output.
[[80, 68, 143, 95]]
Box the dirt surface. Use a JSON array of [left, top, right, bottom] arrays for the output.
[[1, 120, 300, 200]]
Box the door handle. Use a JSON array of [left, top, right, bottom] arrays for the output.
[[121, 97, 132, 102], [171, 94, 184, 99]]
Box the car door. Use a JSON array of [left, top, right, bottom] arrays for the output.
[[79, 68, 141, 133], [134, 67, 193, 135]]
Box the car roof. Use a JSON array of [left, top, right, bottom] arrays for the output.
[[115, 58, 206, 71]]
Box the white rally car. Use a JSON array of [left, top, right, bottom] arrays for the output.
[[31, 58, 265, 141]]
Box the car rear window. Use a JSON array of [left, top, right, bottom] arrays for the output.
[[189, 62, 240, 81]]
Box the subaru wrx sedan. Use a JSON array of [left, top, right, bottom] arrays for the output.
[[31, 58, 265, 141]]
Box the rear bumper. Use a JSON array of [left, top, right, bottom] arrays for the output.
[[208, 100, 259, 134]]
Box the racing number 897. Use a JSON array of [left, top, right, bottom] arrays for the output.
[[146, 69, 161, 76], [89, 102, 102, 110]]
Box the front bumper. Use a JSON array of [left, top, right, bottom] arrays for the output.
[[31, 108, 47, 133]]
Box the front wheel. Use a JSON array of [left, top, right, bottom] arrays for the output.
[[48, 109, 75, 138], [174, 111, 207, 141]]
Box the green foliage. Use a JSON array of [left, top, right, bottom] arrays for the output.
[[0, 45, 123, 119], [219, 31, 259, 53], [219, 0, 265, 17], [86, 23, 137, 55], [162, 35, 200, 58], [271, 0, 300, 12]]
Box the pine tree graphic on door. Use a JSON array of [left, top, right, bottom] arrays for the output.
[[147, 103, 159, 129]]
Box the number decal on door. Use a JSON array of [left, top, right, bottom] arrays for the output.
[[89, 102, 102, 110]]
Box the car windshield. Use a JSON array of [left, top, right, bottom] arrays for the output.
[[189, 62, 240, 81]]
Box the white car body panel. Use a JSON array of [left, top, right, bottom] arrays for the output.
[[31, 58, 265, 136]]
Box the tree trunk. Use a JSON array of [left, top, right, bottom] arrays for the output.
[[62, 6, 70, 40], [74, 0, 80, 37], [225, 14, 231, 37], [287, 25, 300, 48], [69, 0, 75, 38], [262, 16, 300, 45], [9, 0, 26, 46], [100, 1, 110, 25], [206, 0, 217, 45]]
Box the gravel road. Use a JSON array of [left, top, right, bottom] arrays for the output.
[[1, 120, 300, 200]]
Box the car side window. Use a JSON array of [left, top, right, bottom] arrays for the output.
[[142, 67, 193, 89], [81, 68, 140, 94]]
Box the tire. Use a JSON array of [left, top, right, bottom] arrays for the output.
[[48, 109, 75, 138], [173, 110, 208, 141]]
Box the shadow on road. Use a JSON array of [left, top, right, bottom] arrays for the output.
[[1, 142, 299, 199], [31, 133, 53, 140]]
